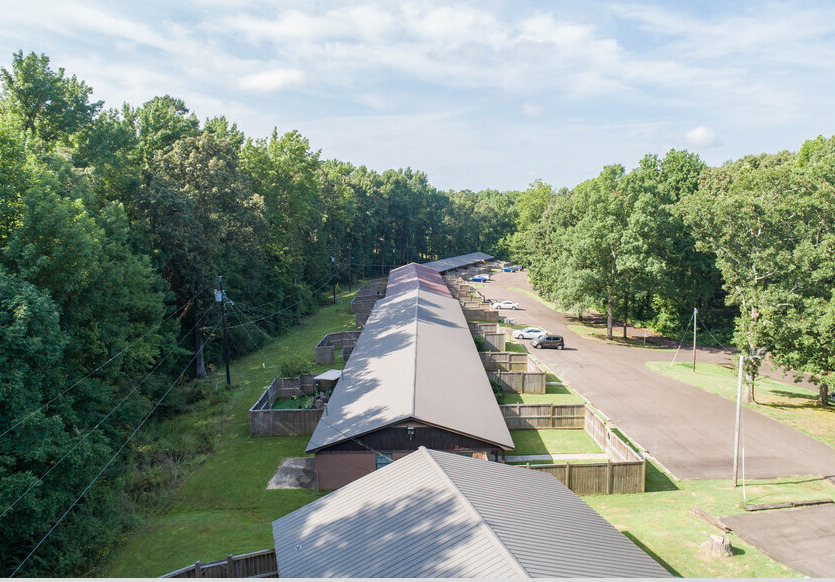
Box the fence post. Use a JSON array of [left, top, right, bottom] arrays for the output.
[[606, 461, 612, 494], [194, 560, 201, 579], [566, 462, 571, 489], [227, 554, 234, 578]]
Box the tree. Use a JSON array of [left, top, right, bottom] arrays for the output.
[[0, 51, 101, 145], [681, 152, 809, 401]]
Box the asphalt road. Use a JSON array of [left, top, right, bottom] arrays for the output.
[[486, 270, 835, 481]]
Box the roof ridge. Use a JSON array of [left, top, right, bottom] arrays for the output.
[[410, 290, 420, 417], [419, 447, 531, 578]]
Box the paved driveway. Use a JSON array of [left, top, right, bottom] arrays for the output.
[[487, 271, 835, 481], [721, 505, 835, 577]]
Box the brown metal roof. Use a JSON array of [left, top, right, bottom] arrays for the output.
[[306, 288, 513, 453], [272, 447, 672, 578], [422, 252, 493, 273], [385, 262, 452, 298]]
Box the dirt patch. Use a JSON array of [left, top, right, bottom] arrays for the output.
[[267, 457, 316, 489]]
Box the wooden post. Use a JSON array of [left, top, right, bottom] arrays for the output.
[[194, 560, 201, 579], [606, 461, 612, 494], [227, 554, 234, 578], [566, 462, 571, 488]]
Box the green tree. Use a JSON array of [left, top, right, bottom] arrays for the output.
[[0, 51, 101, 145]]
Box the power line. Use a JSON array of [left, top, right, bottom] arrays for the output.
[[0, 304, 218, 522], [226, 274, 335, 330], [10, 317, 223, 578], [0, 286, 212, 440]]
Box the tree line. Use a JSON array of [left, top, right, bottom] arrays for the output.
[[1, 49, 833, 576], [515, 147, 834, 406]]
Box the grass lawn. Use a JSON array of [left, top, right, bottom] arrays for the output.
[[585, 460, 833, 578], [647, 361, 835, 448], [101, 291, 359, 577], [502, 379, 585, 405], [509, 429, 601, 456]]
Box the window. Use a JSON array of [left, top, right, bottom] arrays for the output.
[[375, 453, 393, 470]]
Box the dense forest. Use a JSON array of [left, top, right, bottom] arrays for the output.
[[1, 50, 832, 576]]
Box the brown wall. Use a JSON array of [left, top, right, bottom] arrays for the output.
[[315, 449, 490, 490]]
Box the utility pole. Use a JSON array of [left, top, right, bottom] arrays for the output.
[[692, 307, 698, 372], [331, 256, 337, 305], [733, 355, 744, 486], [217, 276, 231, 386]]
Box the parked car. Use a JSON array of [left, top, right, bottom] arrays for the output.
[[492, 300, 519, 310], [531, 334, 565, 350], [470, 274, 490, 282], [512, 326, 546, 339], [502, 265, 523, 272]]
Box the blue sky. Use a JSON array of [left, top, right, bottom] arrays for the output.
[[2, 0, 834, 192]]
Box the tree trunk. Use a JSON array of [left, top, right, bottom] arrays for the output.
[[744, 369, 756, 403], [820, 379, 830, 407], [606, 292, 614, 340], [622, 288, 629, 339], [194, 322, 207, 378]]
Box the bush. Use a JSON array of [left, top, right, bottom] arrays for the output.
[[276, 354, 313, 378], [472, 334, 486, 351]]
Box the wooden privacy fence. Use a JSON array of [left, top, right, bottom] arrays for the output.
[[500, 403, 585, 429], [462, 307, 499, 321], [501, 403, 645, 494], [249, 376, 323, 437], [469, 322, 506, 351], [162, 549, 277, 578], [249, 408, 323, 437], [482, 352, 546, 393], [480, 351, 530, 372], [527, 460, 646, 495], [315, 331, 362, 365]]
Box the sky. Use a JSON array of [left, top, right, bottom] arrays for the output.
[[2, 0, 835, 192]]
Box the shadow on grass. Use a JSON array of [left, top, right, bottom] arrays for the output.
[[508, 429, 548, 456], [546, 384, 571, 395], [621, 531, 682, 577], [645, 460, 679, 492], [758, 391, 834, 412]]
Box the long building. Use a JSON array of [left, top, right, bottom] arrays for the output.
[[306, 262, 513, 490]]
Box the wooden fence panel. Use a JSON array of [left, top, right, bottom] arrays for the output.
[[500, 404, 585, 429], [162, 549, 278, 578], [249, 409, 323, 437]]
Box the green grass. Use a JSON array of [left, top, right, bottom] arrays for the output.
[[272, 395, 314, 409], [509, 429, 602, 456], [101, 292, 359, 577], [502, 380, 585, 405], [647, 361, 835, 448], [585, 461, 834, 578]]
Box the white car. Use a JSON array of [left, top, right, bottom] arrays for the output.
[[492, 300, 519, 310], [512, 326, 546, 339]]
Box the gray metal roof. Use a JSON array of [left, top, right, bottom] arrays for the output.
[[422, 252, 493, 273], [306, 288, 513, 452], [272, 447, 672, 578]]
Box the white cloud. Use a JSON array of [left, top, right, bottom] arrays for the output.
[[522, 103, 543, 118], [239, 69, 305, 93], [685, 126, 717, 148]]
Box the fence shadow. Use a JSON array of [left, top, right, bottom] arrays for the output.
[[644, 460, 679, 492]]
